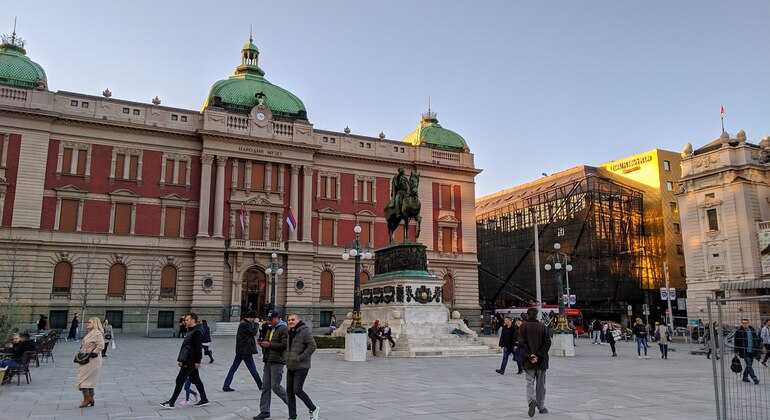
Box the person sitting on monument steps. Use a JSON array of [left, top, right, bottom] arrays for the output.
[[381, 322, 396, 349], [368, 320, 385, 355]]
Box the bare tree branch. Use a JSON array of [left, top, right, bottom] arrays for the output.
[[77, 239, 101, 322], [0, 236, 28, 342], [141, 241, 163, 337]]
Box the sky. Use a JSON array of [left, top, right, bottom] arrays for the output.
[[4, 1, 769, 199]]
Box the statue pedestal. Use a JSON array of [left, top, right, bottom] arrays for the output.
[[549, 331, 575, 357], [344, 332, 368, 362]]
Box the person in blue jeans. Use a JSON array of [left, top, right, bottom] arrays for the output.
[[734, 318, 761, 384], [179, 378, 199, 406], [496, 317, 521, 375], [222, 310, 263, 392], [633, 318, 649, 359], [0, 333, 35, 369]]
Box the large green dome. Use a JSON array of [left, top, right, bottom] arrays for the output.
[[0, 33, 47, 90], [204, 36, 306, 119], [402, 110, 468, 152]]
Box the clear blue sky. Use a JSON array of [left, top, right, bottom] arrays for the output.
[[5, 1, 769, 198]]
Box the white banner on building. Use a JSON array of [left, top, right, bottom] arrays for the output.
[[758, 225, 770, 275]]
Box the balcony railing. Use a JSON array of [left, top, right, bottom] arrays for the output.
[[228, 239, 282, 251]]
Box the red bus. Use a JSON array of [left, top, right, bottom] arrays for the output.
[[495, 306, 585, 335]]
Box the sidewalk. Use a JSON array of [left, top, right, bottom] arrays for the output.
[[0, 335, 718, 419]]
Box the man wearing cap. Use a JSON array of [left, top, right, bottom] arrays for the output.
[[222, 310, 263, 392], [254, 312, 289, 420]]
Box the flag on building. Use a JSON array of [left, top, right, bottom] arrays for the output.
[[239, 204, 246, 233], [286, 208, 297, 232], [720, 105, 725, 119]]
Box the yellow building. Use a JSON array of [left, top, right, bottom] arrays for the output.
[[598, 149, 687, 293]]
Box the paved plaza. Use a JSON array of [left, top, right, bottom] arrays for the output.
[[0, 334, 721, 419]]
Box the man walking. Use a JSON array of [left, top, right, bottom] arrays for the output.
[[254, 312, 289, 420], [159, 313, 210, 409], [222, 310, 263, 392], [760, 319, 770, 366], [519, 307, 551, 417], [592, 319, 602, 344], [286, 313, 320, 420], [496, 316, 521, 375], [735, 318, 761, 384]]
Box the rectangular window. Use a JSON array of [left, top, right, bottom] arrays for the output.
[[177, 160, 186, 184], [676, 244, 683, 255], [357, 180, 365, 201], [440, 185, 453, 210], [250, 212, 264, 240], [251, 162, 265, 190], [319, 310, 332, 327], [76, 150, 87, 175], [157, 311, 175, 328], [133, 109, 140, 115], [666, 181, 674, 191], [320, 176, 327, 197], [59, 199, 79, 231], [442, 227, 453, 252], [706, 208, 719, 231], [114, 203, 132, 234], [62, 147, 73, 174], [359, 222, 371, 246], [236, 162, 245, 188], [105, 310, 124, 328], [181, 116, 187, 122], [321, 219, 334, 246], [270, 165, 279, 191], [122, 107, 130, 114], [673, 223, 680, 234], [269, 213, 278, 241], [330, 177, 338, 199], [49, 310, 69, 329], [663, 160, 671, 171], [171, 114, 178, 121], [320, 175, 337, 199], [81, 102, 89, 109], [165, 159, 175, 184], [164, 207, 182, 237], [679, 266, 687, 277], [70, 100, 78, 106], [670, 201, 678, 211], [129, 155, 139, 179], [114, 153, 125, 178]]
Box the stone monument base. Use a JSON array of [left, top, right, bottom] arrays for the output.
[[549, 331, 575, 357], [344, 332, 368, 362]]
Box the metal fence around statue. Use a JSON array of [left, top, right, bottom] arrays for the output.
[[707, 295, 770, 419]]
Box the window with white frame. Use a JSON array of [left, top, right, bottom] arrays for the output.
[[439, 184, 454, 210], [109, 190, 139, 234], [110, 147, 143, 184], [232, 160, 283, 192], [317, 171, 340, 200], [56, 141, 92, 180], [160, 153, 191, 188], [354, 176, 376, 203], [53, 185, 87, 232], [160, 194, 189, 238]]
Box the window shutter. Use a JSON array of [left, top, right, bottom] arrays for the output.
[[442, 227, 453, 252], [62, 147, 73, 174], [59, 199, 79, 231], [52, 261, 72, 293], [251, 162, 265, 190], [165, 159, 175, 183], [164, 207, 181, 237], [330, 177, 338, 198], [160, 265, 177, 297], [321, 219, 334, 246], [250, 212, 264, 240], [320, 270, 333, 300], [443, 274, 454, 302], [107, 263, 126, 296], [270, 165, 279, 191], [357, 180, 364, 201], [177, 160, 187, 184], [129, 155, 139, 179], [320, 176, 327, 198], [367, 181, 374, 202], [440, 185, 452, 210], [114, 153, 125, 178], [114, 203, 132, 234], [76, 150, 87, 175]]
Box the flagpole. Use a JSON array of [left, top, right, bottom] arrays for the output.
[[720, 104, 725, 133]]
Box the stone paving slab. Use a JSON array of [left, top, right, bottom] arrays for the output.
[[0, 335, 723, 419]]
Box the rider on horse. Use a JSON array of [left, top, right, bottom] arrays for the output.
[[390, 168, 409, 219]]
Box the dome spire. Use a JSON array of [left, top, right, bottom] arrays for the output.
[[422, 97, 437, 122], [2, 16, 27, 54], [236, 30, 264, 77]]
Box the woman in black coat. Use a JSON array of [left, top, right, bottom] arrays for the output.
[[67, 313, 80, 341]]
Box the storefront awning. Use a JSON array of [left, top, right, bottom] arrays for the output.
[[720, 279, 770, 291]]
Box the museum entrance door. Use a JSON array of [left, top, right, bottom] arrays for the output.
[[242, 267, 267, 318]]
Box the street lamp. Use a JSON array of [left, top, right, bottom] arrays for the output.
[[265, 252, 284, 312], [543, 242, 572, 332], [341, 225, 372, 332]]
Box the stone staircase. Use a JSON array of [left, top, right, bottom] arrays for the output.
[[389, 334, 500, 358], [212, 322, 240, 336]]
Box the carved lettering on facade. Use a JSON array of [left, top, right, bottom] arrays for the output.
[[237, 146, 282, 157]]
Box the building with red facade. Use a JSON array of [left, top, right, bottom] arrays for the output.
[[0, 32, 481, 332]]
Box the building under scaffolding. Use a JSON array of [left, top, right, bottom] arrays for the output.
[[476, 166, 653, 319]]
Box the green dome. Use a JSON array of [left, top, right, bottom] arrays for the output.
[[204, 37, 306, 119], [402, 111, 468, 152], [0, 36, 47, 90]]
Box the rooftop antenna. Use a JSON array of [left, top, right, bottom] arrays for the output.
[[12, 17, 17, 43], [249, 24, 253, 42]]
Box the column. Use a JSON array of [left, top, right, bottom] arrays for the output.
[[197, 153, 214, 237], [213, 155, 227, 238], [289, 164, 300, 242], [302, 165, 313, 242]]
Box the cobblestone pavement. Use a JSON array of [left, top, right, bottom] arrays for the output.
[[0, 334, 719, 419]]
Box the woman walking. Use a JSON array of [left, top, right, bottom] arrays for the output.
[[101, 319, 113, 357], [75, 317, 105, 408], [201, 319, 214, 363], [656, 322, 671, 359], [67, 313, 80, 342], [633, 318, 649, 359], [606, 324, 617, 357]]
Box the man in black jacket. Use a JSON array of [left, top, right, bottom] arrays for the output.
[[734, 318, 761, 384], [254, 312, 289, 420], [496, 316, 521, 375], [222, 310, 263, 392], [519, 307, 551, 417], [159, 313, 210, 409]]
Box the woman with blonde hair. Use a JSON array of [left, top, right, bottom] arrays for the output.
[[75, 317, 105, 408]]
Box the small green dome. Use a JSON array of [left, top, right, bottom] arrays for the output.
[[402, 111, 468, 152], [204, 37, 306, 119], [0, 34, 47, 90]]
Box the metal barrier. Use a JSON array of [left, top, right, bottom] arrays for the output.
[[708, 296, 770, 419]]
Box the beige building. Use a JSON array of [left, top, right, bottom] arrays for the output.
[[678, 130, 770, 319], [0, 32, 481, 332]]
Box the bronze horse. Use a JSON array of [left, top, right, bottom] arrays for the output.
[[385, 171, 422, 244]]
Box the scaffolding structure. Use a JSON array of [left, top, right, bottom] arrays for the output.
[[476, 168, 653, 318]]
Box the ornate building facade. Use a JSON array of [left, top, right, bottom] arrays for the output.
[[0, 32, 481, 332], [678, 130, 770, 320]]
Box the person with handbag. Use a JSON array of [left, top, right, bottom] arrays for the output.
[[519, 307, 552, 417], [158, 313, 210, 409], [655, 322, 671, 359], [74, 317, 105, 408], [734, 318, 761, 384], [101, 319, 113, 357]]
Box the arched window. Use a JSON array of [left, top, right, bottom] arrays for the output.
[[52, 261, 72, 295], [443, 274, 454, 304], [360, 271, 370, 284], [320, 270, 334, 301], [107, 263, 126, 297], [160, 265, 177, 298]]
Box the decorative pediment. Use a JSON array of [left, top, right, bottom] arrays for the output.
[[438, 214, 460, 223], [244, 196, 274, 206], [109, 189, 140, 198], [317, 206, 340, 214], [160, 193, 189, 203], [54, 184, 88, 195], [354, 209, 377, 218], [699, 197, 722, 209]]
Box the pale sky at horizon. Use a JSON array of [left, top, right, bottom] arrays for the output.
[[4, 1, 769, 199]]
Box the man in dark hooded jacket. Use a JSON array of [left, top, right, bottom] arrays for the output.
[[519, 307, 551, 417], [285, 313, 320, 420], [222, 310, 263, 392]]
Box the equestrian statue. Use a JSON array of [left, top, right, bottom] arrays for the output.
[[385, 167, 422, 244]]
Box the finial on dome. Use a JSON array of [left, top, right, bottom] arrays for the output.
[[152, 96, 161, 105], [344, 126, 351, 134], [737, 129, 747, 144], [2, 16, 27, 53], [102, 88, 112, 98], [249, 24, 253, 43]]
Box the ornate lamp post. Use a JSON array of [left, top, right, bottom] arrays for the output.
[[341, 225, 372, 332], [544, 243, 572, 333], [265, 252, 284, 312]]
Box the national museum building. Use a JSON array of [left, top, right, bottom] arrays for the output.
[[475, 149, 686, 321], [0, 32, 481, 332]]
